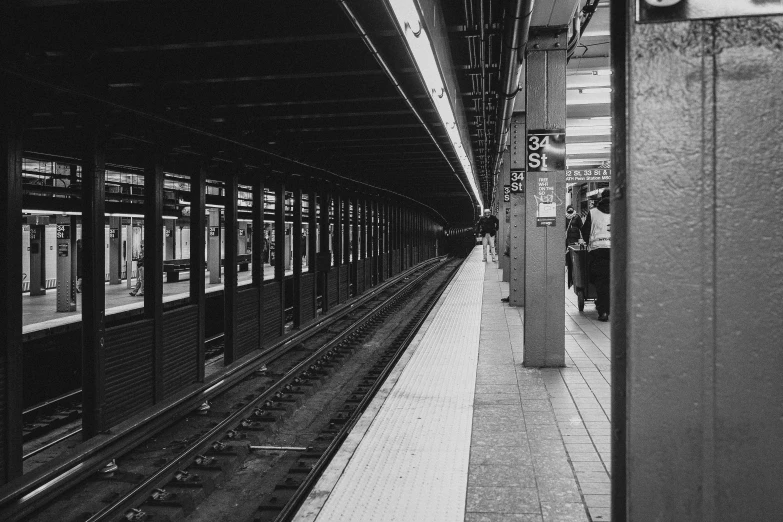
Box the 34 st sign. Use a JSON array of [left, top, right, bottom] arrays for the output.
[[527, 130, 565, 172]]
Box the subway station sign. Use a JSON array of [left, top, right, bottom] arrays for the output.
[[509, 171, 524, 194], [527, 130, 565, 172], [566, 168, 611, 183], [637, 0, 783, 23]]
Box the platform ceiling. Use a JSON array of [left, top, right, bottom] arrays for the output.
[[1, 0, 610, 225]]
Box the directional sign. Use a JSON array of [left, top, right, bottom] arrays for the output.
[[527, 130, 565, 172], [566, 168, 611, 183]]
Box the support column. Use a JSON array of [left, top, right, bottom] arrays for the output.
[[498, 150, 512, 281], [274, 179, 286, 333], [109, 217, 121, 284], [144, 153, 165, 401], [81, 120, 107, 437], [0, 114, 24, 482], [207, 209, 221, 284], [318, 182, 331, 311], [223, 167, 238, 364], [190, 162, 206, 380], [509, 115, 526, 305], [292, 182, 303, 328], [522, 29, 566, 368], [351, 192, 359, 293], [251, 171, 265, 348], [613, 11, 783, 521]]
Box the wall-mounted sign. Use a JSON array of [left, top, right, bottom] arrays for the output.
[[58, 243, 69, 257], [503, 185, 511, 202], [56, 224, 70, 240], [109, 228, 119, 239], [510, 171, 525, 194], [165, 228, 172, 238], [637, 0, 783, 23], [535, 173, 557, 227], [527, 130, 565, 172], [238, 229, 246, 236], [30, 228, 40, 240], [208, 226, 219, 237], [566, 168, 611, 183]]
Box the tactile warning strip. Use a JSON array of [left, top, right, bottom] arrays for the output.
[[294, 248, 485, 522]]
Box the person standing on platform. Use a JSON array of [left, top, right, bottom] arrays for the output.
[[565, 206, 583, 288], [475, 209, 499, 262], [130, 245, 145, 296], [581, 189, 611, 321]]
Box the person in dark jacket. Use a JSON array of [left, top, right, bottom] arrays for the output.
[[475, 209, 499, 262], [581, 189, 611, 321], [565, 206, 583, 288]]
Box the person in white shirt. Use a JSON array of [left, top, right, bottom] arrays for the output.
[[580, 189, 611, 321]]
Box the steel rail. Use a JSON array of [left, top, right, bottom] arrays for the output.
[[0, 258, 441, 520], [273, 257, 464, 522], [85, 258, 448, 522]]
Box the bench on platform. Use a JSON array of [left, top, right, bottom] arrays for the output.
[[163, 259, 191, 282], [164, 254, 252, 283], [221, 254, 251, 272]]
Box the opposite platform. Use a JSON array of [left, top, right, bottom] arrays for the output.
[[294, 247, 612, 522]]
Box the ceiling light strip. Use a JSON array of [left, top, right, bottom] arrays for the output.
[[387, 0, 483, 209]]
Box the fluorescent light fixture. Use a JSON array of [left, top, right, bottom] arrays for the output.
[[388, 0, 482, 207], [566, 126, 612, 137], [205, 203, 225, 209], [566, 91, 611, 105], [107, 213, 144, 218]]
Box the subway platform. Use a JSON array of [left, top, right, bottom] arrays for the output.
[[294, 247, 611, 522]]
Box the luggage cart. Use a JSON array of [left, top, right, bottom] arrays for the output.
[[568, 245, 595, 312]]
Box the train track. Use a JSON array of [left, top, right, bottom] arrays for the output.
[[1, 258, 457, 521]]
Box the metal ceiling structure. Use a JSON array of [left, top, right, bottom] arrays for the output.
[[1, 0, 611, 224]]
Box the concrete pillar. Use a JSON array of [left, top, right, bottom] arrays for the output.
[[108, 217, 121, 284], [498, 150, 512, 281], [509, 114, 526, 306], [207, 208, 221, 284], [522, 30, 566, 367], [164, 219, 175, 261], [613, 11, 783, 521], [55, 216, 76, 312], [29, 222, 46, 295]]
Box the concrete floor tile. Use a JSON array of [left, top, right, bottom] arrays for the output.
[[466, 487, 540, 513], [583, 494, 611, 508], [536, 477, 582, 503], [576, 471, 611, 483], [471, 446, 533, 467], [540, 502, 590, 522], [571, 461, 606, 472], [475, 384, 523, 395], [521, 400, 554, 412], [587, 507, 611, 521], [468, 465, 538, 488], [465, 514, 543, 522], [567, 452, 601, 462], [471, 430, 527, 447], [475, 395, 521, 406], [579, 482, 610, 495]]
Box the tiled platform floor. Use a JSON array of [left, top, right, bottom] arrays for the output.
[[295, 246, 612, 522], [21, 264, 291, 332]]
